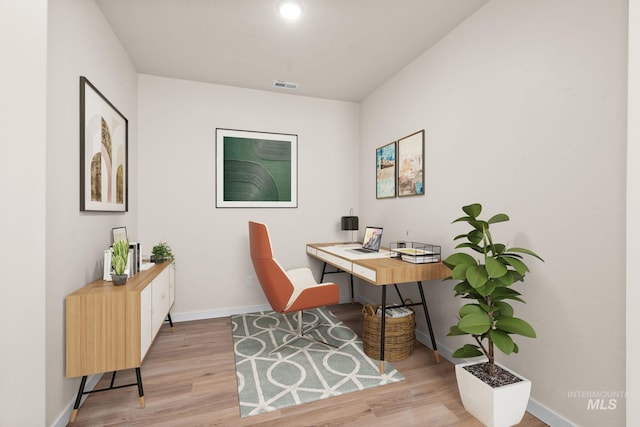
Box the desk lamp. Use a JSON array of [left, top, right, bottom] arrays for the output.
[[340, 209, 359, 243]]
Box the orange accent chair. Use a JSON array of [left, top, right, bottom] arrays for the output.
[[248, 221, 340, 354]]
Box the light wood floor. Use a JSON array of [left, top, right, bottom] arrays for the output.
[[68, 303, 547, 426]]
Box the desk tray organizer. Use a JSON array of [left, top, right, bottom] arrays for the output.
[[362, 303, 415, 361], [389, 241, 441, 264]]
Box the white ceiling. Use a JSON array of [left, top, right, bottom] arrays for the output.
[[95, 0, 489, 102]]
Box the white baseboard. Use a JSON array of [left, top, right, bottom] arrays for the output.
[[169, 294, 354, 323]]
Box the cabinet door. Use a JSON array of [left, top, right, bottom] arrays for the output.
[[151, 267, 170, 339], [140, 284, 152, 360], [169, 263, 175, 307]]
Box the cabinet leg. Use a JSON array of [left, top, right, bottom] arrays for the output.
[[135, 367, 145, 408], [166, 313, 174, 332], [69, 375, 88, 423]]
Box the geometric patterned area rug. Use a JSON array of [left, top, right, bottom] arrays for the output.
[[231, 307, 405, 417]]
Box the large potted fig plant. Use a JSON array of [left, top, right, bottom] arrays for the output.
[[444, 203, 543, 427]]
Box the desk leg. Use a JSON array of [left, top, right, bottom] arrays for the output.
[[379, 285, 387, 374], [320, 262, 328, 282], [350, 274, 354, 303], [321, 262, 355, 303], [417, 281, 440, 363]]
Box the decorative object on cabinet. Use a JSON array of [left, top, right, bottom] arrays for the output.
[[111, 239, 130, 286], [112, 226, 127, 243], [397, 130, 424, 197], [79, 76, 128, 212], [66, 262, 175, 422], [376, 141, 396, 198], [444, 203, 543, 426], [151, 241, 174, 264], [216, 128, 298, 208]]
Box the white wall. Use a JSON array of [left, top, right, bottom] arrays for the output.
[[0, 1, 47, 426], [137, 75, 360, 319], [628, 1, 640, 426], [47, 0, 138, 425], [360, 0, 627, 426]]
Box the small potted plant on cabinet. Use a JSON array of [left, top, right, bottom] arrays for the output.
[[111, 239, 129, 286], [444, 203, 543, 427], [151, 241, 174, 264]]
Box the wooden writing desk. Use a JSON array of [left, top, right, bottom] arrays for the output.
[[306, 243, 450, 372]]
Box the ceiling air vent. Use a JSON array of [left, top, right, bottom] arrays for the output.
[[273, 80, 299, 90]]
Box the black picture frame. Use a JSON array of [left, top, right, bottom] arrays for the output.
[[80, 76, 128, 211], [397, 130, 425, 197], [112, 226, 127, 243], [376, 141, 397, 199]]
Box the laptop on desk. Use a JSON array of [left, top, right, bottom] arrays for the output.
[[349, 226, 383, 254]]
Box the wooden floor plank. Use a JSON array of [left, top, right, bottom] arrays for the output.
[[68, 303, 547, 426]]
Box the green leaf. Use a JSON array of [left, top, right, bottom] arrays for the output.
[[447, 325, 467, 336], [488, 213, 510, 224], [451, 263, 471, 280], [453, 281, 473, 294], [485, 256, 508, 278], [508, 247, 544, 262], [454, 242, 482, 252], [496, 270, 519, 286], [496, 317, 537, 338], [466, 265, 488, 288], [458, 313, 491, 334], [452, 344, 484, 358], [445, 252, 477, 267], [467, 229, 483, 245], [459, 304, 486, 317], [492, 243, 506, 255], [493, 301, 514, 318], [452, 215, 475, 224], [474, 280, 496, 297], [490, 329, 515, 354], [513, 342, 520, 353], [463, 203, 482, 218], [503, 255, 530, 275], [491, 287, 525, 303]]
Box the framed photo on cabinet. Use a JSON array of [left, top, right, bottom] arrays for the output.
[[216, 128, 298, 208], [397, 130, 425, 197], [376, 141, 396, 199], [79, 76, 128, 211]]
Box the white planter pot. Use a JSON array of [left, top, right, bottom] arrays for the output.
[[455, 360, 531, 427]]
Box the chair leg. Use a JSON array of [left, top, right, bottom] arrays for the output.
[[268, 311, 338, 355]]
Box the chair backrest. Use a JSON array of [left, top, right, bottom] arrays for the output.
[[248, 221, 295, 313]]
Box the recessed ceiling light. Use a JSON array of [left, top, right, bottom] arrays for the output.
[[279, 1, 303, 20]]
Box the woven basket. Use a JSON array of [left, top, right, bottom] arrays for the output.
[[362, 303, 415, 361]]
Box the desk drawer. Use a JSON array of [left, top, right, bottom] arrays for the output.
[[316, 251, 353, 272], [353, 264, 376, 282]]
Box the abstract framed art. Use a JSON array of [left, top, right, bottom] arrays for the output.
[[376, 141, 396, 199], [79, 76, 128, 212], [397, 129, 425, 197], [216, 128, 298, 208]]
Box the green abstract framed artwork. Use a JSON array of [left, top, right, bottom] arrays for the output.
[[216, 128, 298, 208], [79, 76, 128, 212]]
